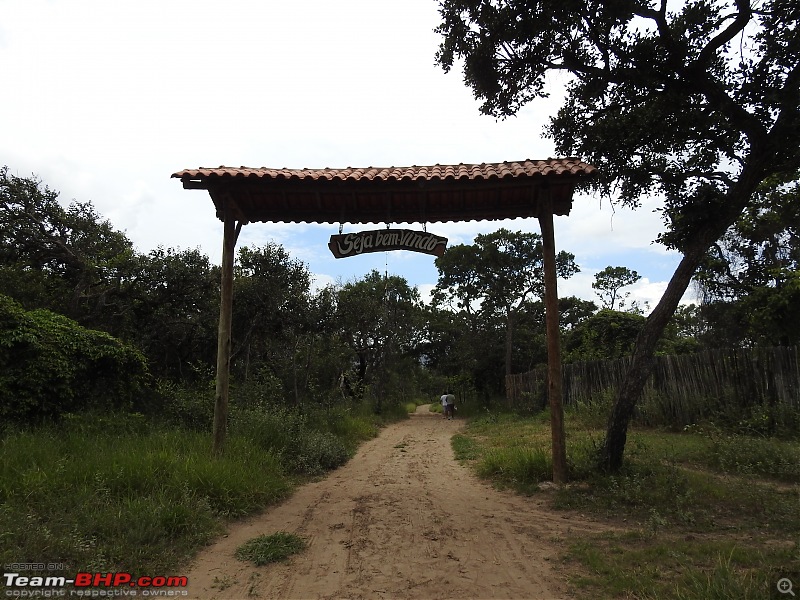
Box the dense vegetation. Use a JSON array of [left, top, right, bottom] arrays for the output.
[[436, 0, 800, 470], [1, 163, 797, 588], [5, 0, 798, 592]]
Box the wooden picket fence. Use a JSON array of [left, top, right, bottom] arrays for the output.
[[506, 346, 800, 427]]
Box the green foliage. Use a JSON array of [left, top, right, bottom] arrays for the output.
[[671, 553, 767, 600], [235, 532, 306, 566], [451, 433, 481, 461], [697, 427, 800, 482], [335, 270, 424, 405], [0, 415, 289, 573], [477, 446, 552, 493], [232, 243, 314, 394], [565, 309, 646, 361], [564, 308, 702, 363], [307, 405, 380, 450], [127, 247, 219, 380], [433, 229, 578, 317], [156, 379, 214, 431], [0, 295, 148, 423], [0, 398, 390, 575], [696, 177, 800, 347], [0, 166, 137, 323], [430, 228, 578, 392], [592, 266, 642, 311], [230, 407, 350, 476]]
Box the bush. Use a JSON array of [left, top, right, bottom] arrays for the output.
[[283, 429, 350, 476], [157, 379, 214, 430], [0, 295, 148, 423], [231, 406, 350, 476]]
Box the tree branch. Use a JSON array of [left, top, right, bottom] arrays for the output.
[[695, 0, 752, 67]]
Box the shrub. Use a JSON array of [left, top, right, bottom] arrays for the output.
[[230, 406, 350, 476], [157, 379, 214, 430], [0, 295, 148, 423]]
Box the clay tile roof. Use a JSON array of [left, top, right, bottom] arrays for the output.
[[174, 159, 594, 183], [173, 158, 596, 224]]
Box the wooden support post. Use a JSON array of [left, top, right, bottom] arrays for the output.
[[213, 202, 237, 456], [538, 198, 568, 484]]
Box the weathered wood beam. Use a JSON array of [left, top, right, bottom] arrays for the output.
[[213, 200, 240, 456], [538, 196, 568, 484]]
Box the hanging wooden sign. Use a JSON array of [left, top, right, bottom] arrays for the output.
[[328, 228, 448, 259]]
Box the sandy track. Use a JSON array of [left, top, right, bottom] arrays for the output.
[[184, 405, 603, 600]]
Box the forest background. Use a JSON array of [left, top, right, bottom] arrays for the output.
[[1, 161, 798, 597]]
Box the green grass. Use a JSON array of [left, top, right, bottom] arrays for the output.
[[452, 407, 800, 600], [477, 446, 552, 494], [0, 401, 400, 578], [451, 433, 481, 461], [0, 422, 288, 573], [235, 532, 307, 565]]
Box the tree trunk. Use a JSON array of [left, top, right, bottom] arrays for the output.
[[598, 163, 766, 472], [504, 310, 514, 396], [598, 249, 702, 471]]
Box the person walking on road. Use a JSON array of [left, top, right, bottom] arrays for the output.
[[441, 391, 456, 420]]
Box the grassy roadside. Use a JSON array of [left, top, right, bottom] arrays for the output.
[[0, 402, 407, 579], [451, 409, 800, 599]]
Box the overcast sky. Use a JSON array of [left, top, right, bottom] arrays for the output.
[[1, 0, 696, 310]]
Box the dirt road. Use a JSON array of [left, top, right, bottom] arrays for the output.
[[185, 405, 603, 600]]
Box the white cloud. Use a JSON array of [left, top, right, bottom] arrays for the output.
[[1, 0, 690, 317]]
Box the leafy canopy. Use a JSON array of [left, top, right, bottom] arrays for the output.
[[695, 176, 800, 345], [432, 228, 578, 316], [592, 266, 641, 311], [436, 0, 800, 247]]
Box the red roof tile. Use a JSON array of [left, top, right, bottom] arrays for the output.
[[172, 159, 596, 224], [173, 159, 595, 183]]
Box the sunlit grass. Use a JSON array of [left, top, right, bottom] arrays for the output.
[[0, 401, 400, 576], [452, 406, 800, 600], [235, 532, 307, 565]]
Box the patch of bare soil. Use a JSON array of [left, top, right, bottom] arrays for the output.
[[184, 405, 608, 600]]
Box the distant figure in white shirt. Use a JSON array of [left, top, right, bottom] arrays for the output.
[[441, 391, 456, 420]]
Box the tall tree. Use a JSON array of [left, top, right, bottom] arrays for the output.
[[592, 266, 641, 311], [436, 0, 800, 470], [695, 175, 800, 346], [336, 270, 423, 408], [0, 166, 137, 325], [232, 243, 313, 400], [432, 228, 578, 383], [128, 247, 219, 379]]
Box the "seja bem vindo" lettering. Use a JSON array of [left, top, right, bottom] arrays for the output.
[[328, 229, 448, 259]]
